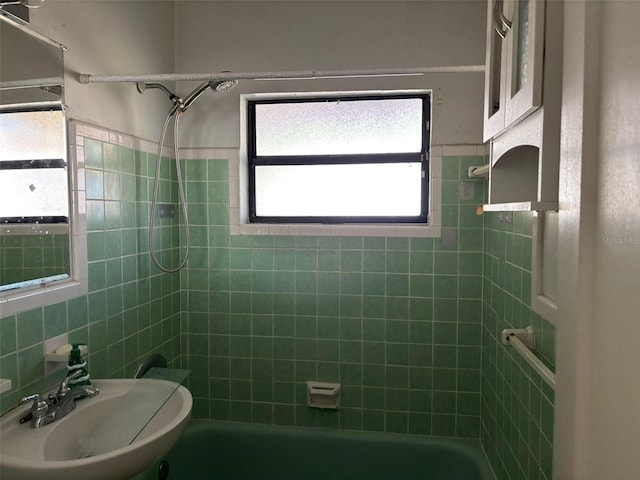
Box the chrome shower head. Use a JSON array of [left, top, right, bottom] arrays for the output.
[[181, 78, 238, 111], [211, 79, 238, 92], [136, 77, 238, 114]]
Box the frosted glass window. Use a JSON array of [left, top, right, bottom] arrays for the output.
[[248, 93, 430, 223], [254, 98, 423, 156], [255, 163, 422, 217], [0, 168, 68, 218], [0, 108, 68, 222], [0, 109, 65, 161]]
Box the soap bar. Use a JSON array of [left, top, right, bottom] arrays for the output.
[[55, 344, 73, 356]]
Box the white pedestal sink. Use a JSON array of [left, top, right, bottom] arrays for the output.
[[0, 378, 192, 480]]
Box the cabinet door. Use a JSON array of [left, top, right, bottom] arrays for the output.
[[482, 0, 508, 142], [504, 0, 545, 127]]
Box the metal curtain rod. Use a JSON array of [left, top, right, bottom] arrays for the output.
[[78, 65, 485, 84]]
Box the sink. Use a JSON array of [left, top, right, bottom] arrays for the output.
[[0, 378, 192, 480]]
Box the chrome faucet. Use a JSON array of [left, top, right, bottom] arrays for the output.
[[55, 369, 82, 398], [18, 371, 99, 428]]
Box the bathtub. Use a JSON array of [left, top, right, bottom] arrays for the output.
[[135, 420, 495, 479]]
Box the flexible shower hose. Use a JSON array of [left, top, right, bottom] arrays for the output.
[[148, 110, 191, 273]]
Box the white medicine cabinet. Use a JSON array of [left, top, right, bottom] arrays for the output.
[[480, 0, 563, 324], [483, 0, 545, 141], [481, 0, 563, 212]]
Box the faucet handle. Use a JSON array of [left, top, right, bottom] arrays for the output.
[[19, 393, 46, 405], [18, 393, 49, 416]]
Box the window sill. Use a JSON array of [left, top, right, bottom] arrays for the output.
[[231, 221, 441, 238], [0, 223, 68, 236]]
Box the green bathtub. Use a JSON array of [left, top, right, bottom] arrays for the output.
[[135, 420, 495, 479]]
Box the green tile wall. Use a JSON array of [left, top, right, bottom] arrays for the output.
[[1, 134, 556, 479], [481, 211, 556, 480], [0, 130, 181, 412], [0, 233, 69, 286], [180, 153, 487, 438]]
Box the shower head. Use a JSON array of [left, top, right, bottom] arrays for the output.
[[181, 78, 238, 111], [211, 79, 239, 92], [135, 78, 238, 114]]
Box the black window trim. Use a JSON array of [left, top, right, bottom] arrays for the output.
[[247, 92, 431, 225]]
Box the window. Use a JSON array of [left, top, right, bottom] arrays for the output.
[[0, 107, 68, 224], [0, 17, 87, 318], [247, 93, 430, 224]]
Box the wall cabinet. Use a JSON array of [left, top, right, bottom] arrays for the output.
[[482, 0, 563, 212], [481, 0, 563, 324], [483, 0, 545, 142]]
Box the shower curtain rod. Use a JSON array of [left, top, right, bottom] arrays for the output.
[[78, 65, 485, 84]]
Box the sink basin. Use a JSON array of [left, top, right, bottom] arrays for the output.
[[0, 378, 192, 480]]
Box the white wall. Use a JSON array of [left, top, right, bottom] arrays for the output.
[[555, 1, 640, 479], [174, 0, 486, 148], [28, 1, 175, 141], [587, 1, 640, 476], [20, 1, 486, 146]]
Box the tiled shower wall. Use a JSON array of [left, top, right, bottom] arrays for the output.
[[0, 123, 181, 412], [180, 147, 488, 437], [0, 233, 69, 287], [0, 126, 557, 479], [481, 211, 556, 480]]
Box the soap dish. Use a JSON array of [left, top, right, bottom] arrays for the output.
[[306, 381, 341, 409], [0, 379, 12, 394], [45, 344, 88, 363]]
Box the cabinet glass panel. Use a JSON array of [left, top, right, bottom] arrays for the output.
[[515, 0, 530, 93], [490, 16, 504, 115]]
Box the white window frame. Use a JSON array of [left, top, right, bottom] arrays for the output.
[[0, 119, 88, 317]]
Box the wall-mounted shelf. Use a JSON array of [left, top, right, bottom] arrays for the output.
[[485, 106, 561, 212], [482, 0, 563, 212]]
